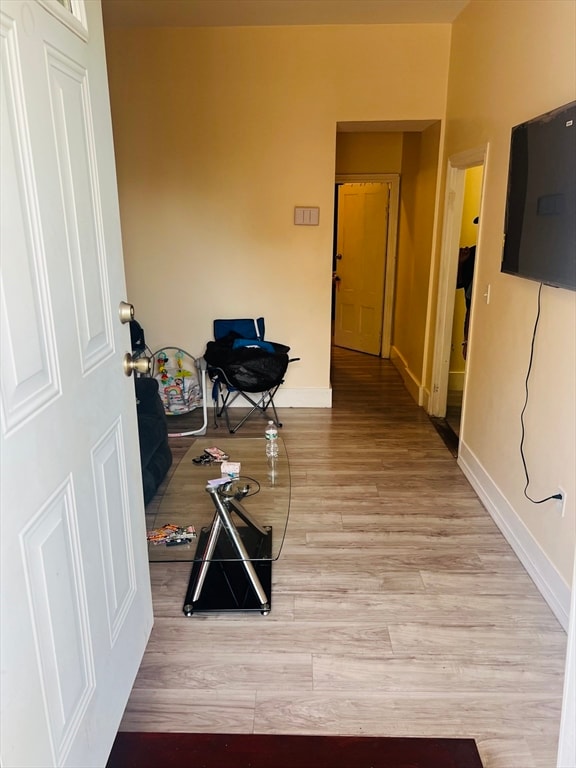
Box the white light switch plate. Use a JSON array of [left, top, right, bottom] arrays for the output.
[[294, 206, 320, 225]]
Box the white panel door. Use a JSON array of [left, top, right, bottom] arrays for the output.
[[0, 2, 152, 767], [334, 182, 390, 355]]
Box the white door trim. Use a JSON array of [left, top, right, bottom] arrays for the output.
[[335, 173, 400, 358], [428, 147, 487, 417]]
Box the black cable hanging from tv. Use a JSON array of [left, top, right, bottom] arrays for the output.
[[519, 282, 563, 504]]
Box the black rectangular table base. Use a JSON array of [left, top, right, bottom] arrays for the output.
[[183, 526, 272, 616]]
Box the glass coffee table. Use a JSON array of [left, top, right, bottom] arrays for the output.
[[148, 437, 290, 616]]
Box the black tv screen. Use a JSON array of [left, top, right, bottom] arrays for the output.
[[501, 101, 576, 291]]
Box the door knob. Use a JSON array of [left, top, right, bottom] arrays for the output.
[[118, 301, 135, 324], [123, 353, 151, 377]]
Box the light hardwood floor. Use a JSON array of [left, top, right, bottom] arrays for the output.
[[122, 347, 567, 768]]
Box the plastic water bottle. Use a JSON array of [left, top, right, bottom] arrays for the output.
[[265, 420, 279, 458]]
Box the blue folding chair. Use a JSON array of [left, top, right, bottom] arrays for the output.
[[204, 317, 298, 433]]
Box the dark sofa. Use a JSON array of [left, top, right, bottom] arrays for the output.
[[135, 377, 172, 505]]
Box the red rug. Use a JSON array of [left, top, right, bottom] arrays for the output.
[[106, 732, 484, 767]]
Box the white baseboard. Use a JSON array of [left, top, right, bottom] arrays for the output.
[[421, 386, 430, 411], [390, 346, 424, 405], [218, 387, 332, 408], [448, 370, 465, 391], [458, 439, 570, 630]]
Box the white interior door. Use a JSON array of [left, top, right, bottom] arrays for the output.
[[0, 2, 152, 766], [333, 182, 390, 355]]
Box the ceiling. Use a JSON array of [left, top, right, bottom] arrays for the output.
[[101, 0, 471, 29]]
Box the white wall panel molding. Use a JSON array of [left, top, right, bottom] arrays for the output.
[[36, 0, 88, 41], [46, 44, 113, 374], [19, 477, 95, 765], [0, 15, 61, 435], [92, 419, 136, 645]]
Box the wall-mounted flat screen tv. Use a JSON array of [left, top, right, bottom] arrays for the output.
[[501, 101, 576, 291]]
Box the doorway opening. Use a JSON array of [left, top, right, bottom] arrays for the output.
[[332, 173, 400, 358], [429, 147, 487, 448], [445, 165, 483, 436]]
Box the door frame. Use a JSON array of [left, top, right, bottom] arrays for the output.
[[334, 173, 400, 358], [428, 147, 487, 418]]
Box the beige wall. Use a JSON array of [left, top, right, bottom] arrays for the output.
[[441, 0, 576, 584], [335, 132, 403, 174], [393, 122, 442, 399], [105, 24, 451, 404]]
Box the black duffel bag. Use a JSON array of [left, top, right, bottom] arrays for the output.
[[204, 332, 290, 392]]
